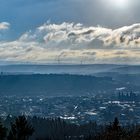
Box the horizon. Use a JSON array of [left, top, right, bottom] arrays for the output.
[[0, 63, 140, 66]]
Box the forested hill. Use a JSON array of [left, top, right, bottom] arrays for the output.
[[0, 74, 118, 96]]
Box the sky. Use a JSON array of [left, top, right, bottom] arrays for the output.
[[0, 0, 140, 64]]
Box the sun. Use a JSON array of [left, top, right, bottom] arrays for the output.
[[115, 0, 127, 7], [107, 0, 129, 9]]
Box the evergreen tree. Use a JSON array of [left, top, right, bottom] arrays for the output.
[[0, 120, 7, 140], [8, 116, 34, 140], [105, 117, 125, 140], [111, 117, 121, 131]]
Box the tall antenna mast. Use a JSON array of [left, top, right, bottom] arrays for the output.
[[57, 56, 61, 64]]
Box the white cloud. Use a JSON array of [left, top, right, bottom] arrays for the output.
[[0, 22, 140, 64], [20, 22, 140, 49], [0, 22, 10, 30]]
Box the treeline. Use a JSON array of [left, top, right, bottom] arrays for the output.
[[0, 116, 140, 140]]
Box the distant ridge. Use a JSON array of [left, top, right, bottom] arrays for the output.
[[0, 64, 139, 75]]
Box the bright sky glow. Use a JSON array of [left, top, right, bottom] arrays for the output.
[[107, 0, 129, 8]]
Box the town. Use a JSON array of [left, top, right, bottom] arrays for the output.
[[0, 92, 140, 125]]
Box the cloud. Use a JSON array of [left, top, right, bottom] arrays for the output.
[[104, 24, 140, 47], [0, 22, 140, 64], [20, 22, 140, 49], [0, 22, 10, 30]]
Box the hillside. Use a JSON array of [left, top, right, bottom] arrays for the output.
[[0, 74, 120, 96]]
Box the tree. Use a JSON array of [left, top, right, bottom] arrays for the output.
[[103, 117, 125, 140], [0, 120, 7, 140], [111, 117, 121, 131], [8, 116, 34, 140]]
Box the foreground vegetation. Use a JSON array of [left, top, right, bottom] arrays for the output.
[[0, 116, 140, 140]]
